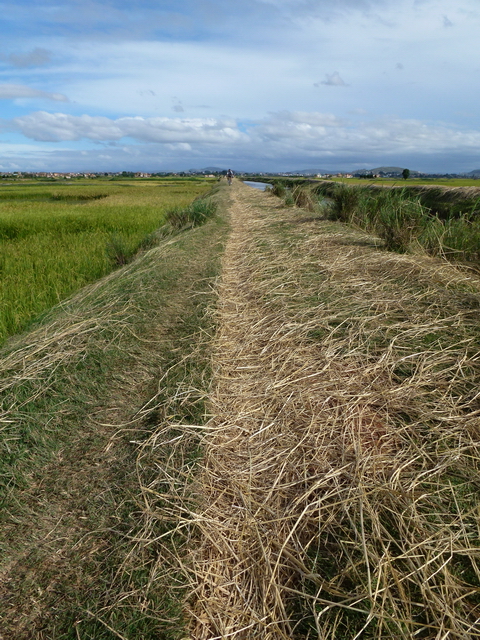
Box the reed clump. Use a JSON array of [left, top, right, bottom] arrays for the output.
[[312, 182, 480, 263]]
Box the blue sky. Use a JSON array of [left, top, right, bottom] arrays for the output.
[[1, 0, 479, 173]]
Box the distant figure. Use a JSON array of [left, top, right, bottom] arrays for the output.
[[226, 169, 234, 185]]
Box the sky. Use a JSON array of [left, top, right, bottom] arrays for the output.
[[1, 0, 479, 174]]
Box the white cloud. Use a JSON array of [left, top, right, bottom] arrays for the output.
[[316, 72, 349, 87], [256, 111, 344, 140], [12, 113, 122, 141], [0, 84, 68, 102], [233, 113, 480, 171], [12, 111, 246, 144], [10, 108, 480, 173]]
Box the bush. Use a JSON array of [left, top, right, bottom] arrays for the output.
[[271, 181, 286, 198], [164, 197, 217, 229]]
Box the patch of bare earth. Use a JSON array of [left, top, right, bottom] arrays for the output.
[[179, 181, 480, 638]]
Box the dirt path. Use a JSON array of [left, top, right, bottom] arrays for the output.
[[184, 180, 480, 639]]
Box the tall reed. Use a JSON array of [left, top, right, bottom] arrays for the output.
[[311, 183, 480, 262]]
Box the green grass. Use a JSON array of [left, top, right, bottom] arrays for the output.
[[0, 182, 230, 639], [308, 182, 480, 262], [0, 178, 214, 344]]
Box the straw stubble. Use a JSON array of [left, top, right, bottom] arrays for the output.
[[153, 181, 480, 638]]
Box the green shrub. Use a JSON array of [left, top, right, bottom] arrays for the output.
[[271, 181, 286, 198], [164, 197, 217, 229]]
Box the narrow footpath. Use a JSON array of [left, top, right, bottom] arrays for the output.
[[182, 180, 480, 639], [1, 180, 479, 639]]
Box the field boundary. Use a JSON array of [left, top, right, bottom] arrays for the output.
[[164, 180, 480, 638]]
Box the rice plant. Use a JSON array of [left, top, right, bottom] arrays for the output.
[[0, 179, 212, 344]]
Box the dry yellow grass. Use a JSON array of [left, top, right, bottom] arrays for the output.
[[140, 180, 480, 639]]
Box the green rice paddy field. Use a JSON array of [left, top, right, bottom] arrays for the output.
[[0, 177, 214, 344]]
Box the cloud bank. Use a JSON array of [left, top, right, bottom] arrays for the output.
[[4, 110, 480, 173], [0, 0, 480, 172], [12, 112, 244, 144]]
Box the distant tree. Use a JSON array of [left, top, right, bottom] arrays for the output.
[[402, 168, 410, 180]]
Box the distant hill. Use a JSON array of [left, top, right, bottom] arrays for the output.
[[467, 169, 480, 177], [187, 167, 226, 174], [292, 169, 326, 176], [355, 166, 421, 176], [200, 166, 227, 173], [292, 166, 421, 176]]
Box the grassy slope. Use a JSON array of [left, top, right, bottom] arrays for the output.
[[0, 184, 230, 639]]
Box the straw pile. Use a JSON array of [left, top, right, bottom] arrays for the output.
[[144, 182, 480, 638]]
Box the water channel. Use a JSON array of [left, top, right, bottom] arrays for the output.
[[243, 181, 272, 191]]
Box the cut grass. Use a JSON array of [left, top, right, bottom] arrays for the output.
[[147, 182, 480, 638]]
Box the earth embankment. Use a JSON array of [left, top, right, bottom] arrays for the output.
[[1, 180, 480, 639], [182, 181, 480, 638]]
